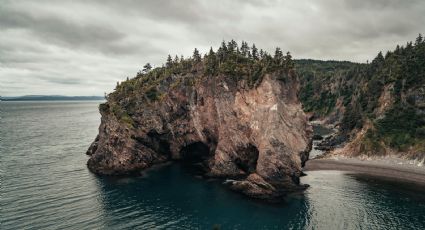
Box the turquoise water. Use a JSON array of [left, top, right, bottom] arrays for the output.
[[1, 101, 425, 230]]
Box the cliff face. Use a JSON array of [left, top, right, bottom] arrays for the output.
[[297, 36, 425, 160], [87, 71, 312, 199]]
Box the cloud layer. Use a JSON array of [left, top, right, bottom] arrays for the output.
[[1, 0, 424, 96]]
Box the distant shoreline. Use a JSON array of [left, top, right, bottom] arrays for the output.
[[1, 95, 104, 101], [304, 158, 425, 185]]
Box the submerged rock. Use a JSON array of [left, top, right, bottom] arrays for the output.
[[86, 71, 312, 199]]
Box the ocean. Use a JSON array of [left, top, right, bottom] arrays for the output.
[[1, 101, 424, 229]]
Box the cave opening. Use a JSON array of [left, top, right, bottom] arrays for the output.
[[179, 142, 211, 174], [234, 144, 259, 174]]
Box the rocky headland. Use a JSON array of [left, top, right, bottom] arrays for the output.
[[87, 36, 425, 199], [87, 42, 312, 200]]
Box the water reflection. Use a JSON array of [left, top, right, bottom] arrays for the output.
[[94, 164, 309, 229], [93, 166, 425, 229]]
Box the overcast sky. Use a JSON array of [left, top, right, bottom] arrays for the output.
[[1, 0, 424, 96]]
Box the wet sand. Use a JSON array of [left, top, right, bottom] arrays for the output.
[[304, 158, 425, 185]]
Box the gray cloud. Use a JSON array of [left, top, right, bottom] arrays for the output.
[[0, 0, 424, 96]]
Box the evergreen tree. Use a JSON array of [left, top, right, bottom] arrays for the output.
[[217, 41, 227, 63], [415, 33, 423, 45], [166, 54, 173, 67], [205, 47, 217, 75], [143, 63, 152, 73], [251, 44, 258, 60], [240, 41, 249, 57], [208, 47, 215, 56], [395, 45, 401, 54], [372, 51, 384, 66], [284, 51, 294, 69], [274, 47, 284, 65], [193, 48, 201, 62], [227, 40, 238, 53], [259, 49, 265, 59]]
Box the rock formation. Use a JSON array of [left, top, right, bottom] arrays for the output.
[[87, 71, 312, 199]]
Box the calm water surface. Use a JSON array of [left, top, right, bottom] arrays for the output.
[[1, 101, 425, 230]]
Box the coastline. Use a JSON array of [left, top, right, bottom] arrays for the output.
[[304, 157, 425, 185]]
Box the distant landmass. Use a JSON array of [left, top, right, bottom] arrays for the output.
[[1, 95, 104, 101]]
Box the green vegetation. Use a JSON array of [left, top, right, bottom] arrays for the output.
[[297, 59, 363, 115], [103, 34, 425, 154], [104, 40, 296, 129], [374, 105, 425, 151], [110, 103, 135, 127], [298, 34, 425, 153], [111, 40, 295, 103]]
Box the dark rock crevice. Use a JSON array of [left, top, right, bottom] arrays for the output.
[[233, 144, 259, 174]]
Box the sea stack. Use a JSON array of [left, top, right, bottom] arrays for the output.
[[86, 48, 312, 199]]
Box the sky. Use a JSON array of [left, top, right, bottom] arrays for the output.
[[1, 0, 424, 96]]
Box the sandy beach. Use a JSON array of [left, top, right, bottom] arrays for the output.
[[304, 157, 425, 185]]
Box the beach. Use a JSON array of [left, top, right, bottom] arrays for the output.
[[304, 157, 425, 185]]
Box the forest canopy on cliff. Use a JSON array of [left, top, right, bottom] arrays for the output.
[[297, 34, 425, 155]]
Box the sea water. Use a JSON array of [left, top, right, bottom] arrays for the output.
[[1, 101, 424, 229]]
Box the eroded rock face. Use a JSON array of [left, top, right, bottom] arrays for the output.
[[87, 72, 312, 199]]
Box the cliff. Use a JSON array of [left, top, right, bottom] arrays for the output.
[[297, 35, 425, 161], [86, 42, 312, 199]]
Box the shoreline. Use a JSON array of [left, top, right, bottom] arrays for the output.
[[304, 157, 425, 185]]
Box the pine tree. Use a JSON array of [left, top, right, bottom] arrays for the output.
[[259, 49, 265, 59], [240, 41, 249, 57], [193, 48, 201, 62], [251, 44, 258, 60], [227, 40, 238, 53], [274, 47, 284, 65], [166, 54, 173, 67], [395, 45, 401, 54], [373, 51, 384, 65], [217, 41, 227, 63], [208, 47, 215, 56], [415, 33, 423, 45], [143, 63, 152, 73], [284, 51, 294, 69], [205, 47, 217, 75]]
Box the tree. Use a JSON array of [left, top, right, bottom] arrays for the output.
[[143, 63, 152, 73], [205, 47, 217, 75], [227, 40, 238, 53], [193, 48, 201, 62], [274, 47, 284, 65], [166, 54, 173, 67], [284, 51, 294, 69], [208, 47, 215, 56], [415, 33, 423, 45], [240, 41, 249, 57], [251, 44, 258, 60], [259, 49, 265, 59], [372, 51, 384, 67]]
